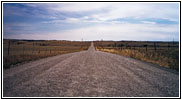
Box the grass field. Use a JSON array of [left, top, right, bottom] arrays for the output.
[[3, 39, 90, 69], [94, 41, 179, 70]]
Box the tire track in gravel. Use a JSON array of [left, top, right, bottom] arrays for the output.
[[98, 51, 179, 96], [96, 51, 178, 96], [3, 52, 80, 96]]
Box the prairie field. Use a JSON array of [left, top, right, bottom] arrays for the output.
[[3, 39, 90, 69], [94, 41, 179, 70]]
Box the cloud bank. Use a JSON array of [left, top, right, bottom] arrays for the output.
[[3, 2, 179, 41]]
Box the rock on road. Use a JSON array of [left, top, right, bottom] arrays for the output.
[[3, 42, 179, 97]]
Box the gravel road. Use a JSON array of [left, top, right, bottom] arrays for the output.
[[3, 42, 179, 97]]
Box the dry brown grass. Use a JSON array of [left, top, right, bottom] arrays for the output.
[[95, 41, 179, 70], [3, 39, 90, 69]]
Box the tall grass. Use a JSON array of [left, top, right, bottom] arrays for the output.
[[95, 41, 179, 70], [3, 39, 90, 69]]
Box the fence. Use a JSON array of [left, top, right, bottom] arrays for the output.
[[96, 42, 179, 52]]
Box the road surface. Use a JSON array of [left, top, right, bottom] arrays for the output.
[[3, 43, 179, 97]]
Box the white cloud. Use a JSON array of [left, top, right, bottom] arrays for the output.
[[5, 23, 178, 41], [4, 3, 179, 41], [42, 17, 105, 24], [66, 18, 81, 23], [141, 21, 156, 24], [44, 3, 109, 12], [82, 16, 89, 20], [25, 3, 179, 21], [42, 18, 81, 23], [87, 3, 179, 21]]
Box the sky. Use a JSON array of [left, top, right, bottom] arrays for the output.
[[3, 2, 180, 41]]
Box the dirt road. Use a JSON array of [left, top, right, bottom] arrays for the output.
[[3, 42, 179, 97]]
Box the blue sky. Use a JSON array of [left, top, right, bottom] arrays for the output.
[[3, 3, 179, 41]]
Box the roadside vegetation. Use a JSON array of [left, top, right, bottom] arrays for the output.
[[94, 41, 179, 70], [3, 39, 90, 69]]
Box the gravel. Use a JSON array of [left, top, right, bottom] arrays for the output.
[[3, 42, 179, 97]]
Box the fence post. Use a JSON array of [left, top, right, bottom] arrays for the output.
[[154, 42, 156, 51], [39, 49, 40, 54], [32, 42, 34, 54], [23, 46, 24, 55], [8, 40, 11, 56], [144, 45, 148, 52], [114, 42, 117, 47], [45, 49, 46, 55]]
